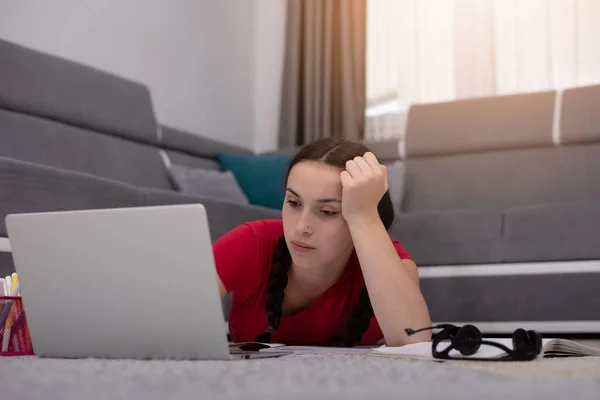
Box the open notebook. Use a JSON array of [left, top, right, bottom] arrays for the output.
[[370, 338, 600, 360], [228, 338, 600, 358]]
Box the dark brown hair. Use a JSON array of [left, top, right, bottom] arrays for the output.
[[254, 138, 395, 346]]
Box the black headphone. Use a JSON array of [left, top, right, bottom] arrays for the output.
[[405, 324, 543, 361]]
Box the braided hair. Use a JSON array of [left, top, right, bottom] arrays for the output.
[[255, 138, 396, 346]]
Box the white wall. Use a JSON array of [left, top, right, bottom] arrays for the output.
[[253, 0, 287, 153], [0, 0, 286, 152]]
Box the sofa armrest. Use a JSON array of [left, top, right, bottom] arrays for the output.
[[0, 156, 145, 236]]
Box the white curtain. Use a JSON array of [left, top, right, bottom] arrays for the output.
[[365, 0, 600, 141]]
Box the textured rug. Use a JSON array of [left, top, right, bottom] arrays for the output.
[[2, 354, 600, 400], [456, 355, 600, 380]]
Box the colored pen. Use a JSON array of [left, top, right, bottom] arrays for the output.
[[0, 281, 20, 351]]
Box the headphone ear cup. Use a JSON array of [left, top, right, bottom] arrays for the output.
[[512, 328, 543, 356], [528, 330, 543, 354], [512, 328, 529, 353], [453, 324, 482, 356]]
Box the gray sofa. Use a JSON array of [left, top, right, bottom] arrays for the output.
[[1, 37, 599, 337], [0, 37, 283, 271], [394, 88, 600, 335]]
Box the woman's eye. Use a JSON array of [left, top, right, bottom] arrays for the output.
[[287, 200, 300, 207], [321, 210, 338, 217]]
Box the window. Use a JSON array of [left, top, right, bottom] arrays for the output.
[[365, 0, 600, 141]]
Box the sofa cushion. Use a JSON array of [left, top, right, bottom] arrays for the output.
[[167, 164, 249, 206], [561, 84, 600, 145], [0, 38, 157, 144], [390, 209, 504, 266], [502, 201, 600, 262], [0, 157, 143, 236], [403, 143, 600, 212], [142, 189, 281, 242], [405, 90, 555, 157], [0, 109, 173, 190], [217, 152, 291, 209]]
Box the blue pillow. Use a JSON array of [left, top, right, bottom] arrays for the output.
[[217, 152, 292, 209]]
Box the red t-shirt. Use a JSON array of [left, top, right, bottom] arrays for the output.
[[212, 219, 415, 345]]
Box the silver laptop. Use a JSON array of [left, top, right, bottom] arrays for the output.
[[6, 204, 286, 360]]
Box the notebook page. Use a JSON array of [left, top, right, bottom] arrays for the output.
[[544, 339, 600, 356]]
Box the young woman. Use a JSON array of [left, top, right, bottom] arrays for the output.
[[213, 138, 432, 347]]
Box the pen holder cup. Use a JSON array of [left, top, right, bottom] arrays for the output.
[[0, 296, 34, 356]]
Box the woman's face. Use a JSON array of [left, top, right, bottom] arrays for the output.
[[282, 160, 354, 271]]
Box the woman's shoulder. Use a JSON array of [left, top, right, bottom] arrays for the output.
[[213, 219, 283, 295]]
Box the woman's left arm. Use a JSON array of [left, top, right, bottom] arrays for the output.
[[341, 152, 432, 347], [347, 215, 432, 346]]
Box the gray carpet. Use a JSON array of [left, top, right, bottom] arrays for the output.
[[2, 354, 600, 400]]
